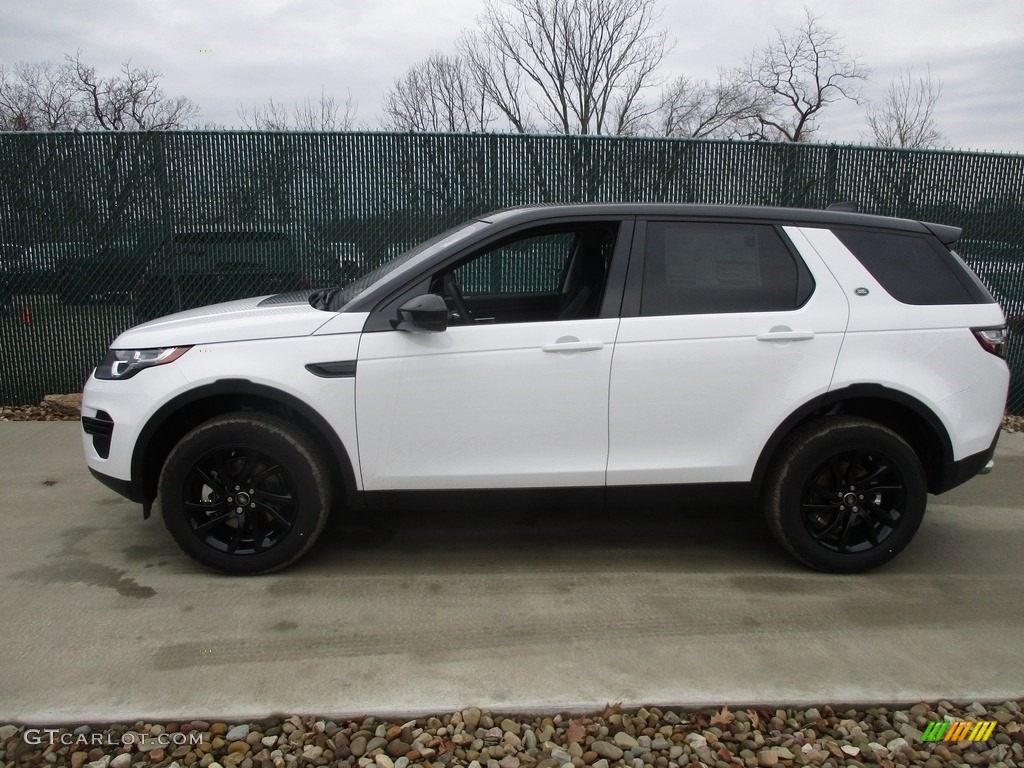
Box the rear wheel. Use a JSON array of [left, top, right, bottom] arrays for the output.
[[159, 412, 331, 574], [762, 417, 927, 573]]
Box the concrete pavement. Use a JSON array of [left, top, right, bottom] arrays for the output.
[[1, 421, 1022, 723]]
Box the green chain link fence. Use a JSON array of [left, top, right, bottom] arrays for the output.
[[1, 131, 1022, 409]]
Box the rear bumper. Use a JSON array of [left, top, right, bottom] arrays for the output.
[[933, 429, 1001, 494]]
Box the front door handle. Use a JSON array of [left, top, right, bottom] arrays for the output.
[[542, 337, 605, 353]]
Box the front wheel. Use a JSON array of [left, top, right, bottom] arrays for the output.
[[762, 417, 927, 573], [159, 413, 331, 574]]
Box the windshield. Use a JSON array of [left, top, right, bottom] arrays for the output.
[[309, 219, 490, 312]]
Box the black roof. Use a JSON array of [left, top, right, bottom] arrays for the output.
[[481, 203, 961, 245]]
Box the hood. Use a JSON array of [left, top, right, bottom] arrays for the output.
[[112, 292, 344, 348]]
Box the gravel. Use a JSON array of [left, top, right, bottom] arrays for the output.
[[2, 701, 1022, 768]]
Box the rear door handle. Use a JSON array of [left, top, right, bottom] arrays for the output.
[[756, 330, 815, 342], [542, 338, 605, 353]]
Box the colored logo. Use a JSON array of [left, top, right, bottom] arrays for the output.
[[921, 721, 997, 742]]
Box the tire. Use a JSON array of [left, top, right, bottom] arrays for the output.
[[159, 412, 332, 574], [762, 417, 927, 573]]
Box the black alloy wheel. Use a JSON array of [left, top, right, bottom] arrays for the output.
[[159, 412, 331, 574], [799, 448, 907, 554], [763, 417, 927, 573], [183, 446, 299, 556]]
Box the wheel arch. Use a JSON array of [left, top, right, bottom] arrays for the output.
[[132, 379, 361, 514], [753, 384, 954, 495]]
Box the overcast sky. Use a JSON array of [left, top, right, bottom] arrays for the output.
[[2, 0, 1022, 152]]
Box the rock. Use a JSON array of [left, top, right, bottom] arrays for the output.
[[42, 393, 82, 417], [825, 742, 844, 759], [500, 757, 520, 768], [375, 755, 395, 768], [522, 730, 537, 750], [684, 734, 707, 750], [0, 724, 20, 741], [227, 725, 250, 742], [387, 741, 411, 757], [501, 720, 521, 736], [464, 710, 483, 731], [592, 761, 609, 768], [229, 741, 250, 754], [262, 736, 277, 748], [351, 736, 368, 757], [139, 737, 166, 752], [899, 724, 923, 742], [71, 752, 89, 768], [109, 755, 131, 768], [211, 724, 229, 737], [87, 758, 111, 768], [367, 737, 389, 753], [614, 733, 638, 749], [551, 747, 570, 763], [841, 745, 860, 756], [756, 750, 778, 767], [394, 758, 409, 768], [886, 738, 910, 752], [591, 742, 623, 761]]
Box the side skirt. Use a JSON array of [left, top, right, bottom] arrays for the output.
[[363, 483, 757, 513]]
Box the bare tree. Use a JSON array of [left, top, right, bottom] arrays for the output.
[[459, 0, 672, 135], [383, 52, 495, 132], [238, 90, 357, 130], [651, 69, 764, 139], [0, 61, 83, 130], [68, 52, 199, 130], [865, 67, 943, 148], [745, 8, 868, 142], [1, 55, 198, 131]]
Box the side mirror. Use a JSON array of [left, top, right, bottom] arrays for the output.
[[393, 293, 448, 333]]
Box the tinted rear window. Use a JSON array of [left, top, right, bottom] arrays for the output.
[[832, 228, 993, 305], [641, 222, 813, 316]]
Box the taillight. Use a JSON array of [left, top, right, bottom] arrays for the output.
[[973, 326, 1008, 358]]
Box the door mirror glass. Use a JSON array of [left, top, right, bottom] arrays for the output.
[[393, 293, 448, 333]]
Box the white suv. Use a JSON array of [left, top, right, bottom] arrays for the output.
[[81, 204, 1009, 574]]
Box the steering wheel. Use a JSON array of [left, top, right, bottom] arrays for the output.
[[443, 273, 475, 325]]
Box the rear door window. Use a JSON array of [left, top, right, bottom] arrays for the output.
[[640, 222, 813, 316]]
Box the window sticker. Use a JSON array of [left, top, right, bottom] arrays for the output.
[[664, 230, 762, 289]]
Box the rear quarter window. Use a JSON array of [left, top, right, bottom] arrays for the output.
[[831, 228, 994, 305]]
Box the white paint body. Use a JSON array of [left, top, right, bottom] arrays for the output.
[[82, 222, 1009, 493]]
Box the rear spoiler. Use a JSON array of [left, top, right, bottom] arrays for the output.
[[924, 222, 961, 246]]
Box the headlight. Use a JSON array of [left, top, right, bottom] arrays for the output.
[[94, 347, 191, 380]]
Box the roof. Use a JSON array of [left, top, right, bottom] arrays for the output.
[[480, 203, 961, 245]]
